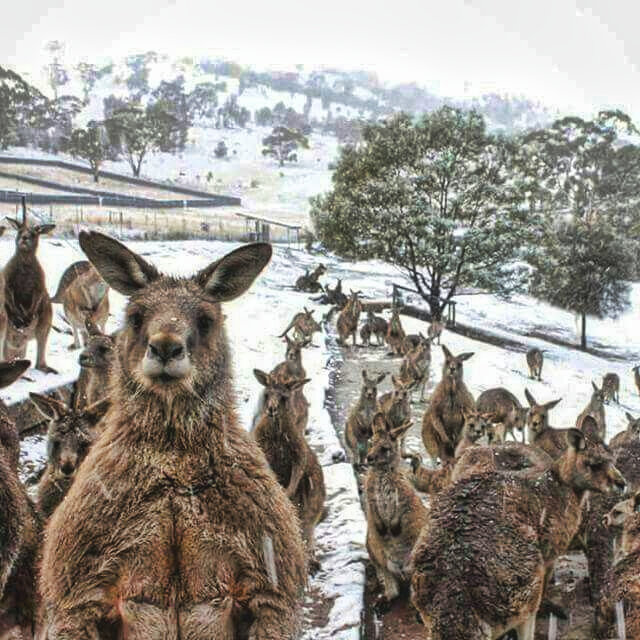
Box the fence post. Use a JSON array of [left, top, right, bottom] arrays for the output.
[[119, 211, 123, 238]]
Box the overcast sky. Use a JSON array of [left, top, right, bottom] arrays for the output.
[[2, 0, 639, 118]]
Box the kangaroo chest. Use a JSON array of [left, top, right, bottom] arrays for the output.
[[373, 473, 400, 530], [112, 475, 252, 639]]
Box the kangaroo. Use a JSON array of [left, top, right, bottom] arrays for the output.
[[412, 441, 552, 495], [0, 359, 41, 640], [267, 334, 311, 434], [360, 310, 388, 347], [345, 370, 387, 465], [427, 319, 444, 345], [378, 374, 414, 459], [39, 233, 307, 639], [575, 381, 606, 442], [398, 335, 431, 401], [476, 387, 528, 444], [411, 428, 626, 640], [336, 290, 362, 347], [385, 307, 406, 356], [311, 278, 347, 308], [279, 306, 321, 343], [421, 345, 475, 464], [596, 492, 640, 640], [526, 347, 543, 381], [523, 388, 567, 457], [364, 413, 428, 610], [601, 372, 620, 404], [253, 370, 325, 573], [73, 317, 116, 410], [0, 217, 56, 373], [51, 260, 110, 350], [633, 365, 640, 396], [30, 393, 109, 519], [610, 412, 640, 448], [294, 263, 326, 293]]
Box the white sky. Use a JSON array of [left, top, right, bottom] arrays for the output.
[[2, 0, 640, 118]]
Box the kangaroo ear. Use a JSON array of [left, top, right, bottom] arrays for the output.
[[458, 352, 474, 361], [524, 389, 537, 407], [441, 345, 452, 359], [361, 370, 369, 382], [79, 231, 159, 296], [634, 492, 640, 513], [626, 412, 636, 424], [371, 412, 387, 434], [544, 398, 562, 411], [376, 372, 387, 384], [5, 217, 21, 230], [196, 243, 271, 302], [286, 377, 311, 392], [29, 392, 68, 421], [0, 225, 6, 237], [592, 381, 598, 392], [83, 398, 110, 425], [0, 360, 30, 388], [253, 369, 270, 387], [35, 224, 56, 235], [566, 428, 586, 452]]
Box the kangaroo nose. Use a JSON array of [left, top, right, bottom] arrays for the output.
[[60, 461, 75, 476], [148, 334, 185, 364]]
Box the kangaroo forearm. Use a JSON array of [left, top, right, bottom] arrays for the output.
[[42, 609, 102, 640], [286, 465, 304, 498], [249, 602, 299, 640], [432, 417, 449, 443]]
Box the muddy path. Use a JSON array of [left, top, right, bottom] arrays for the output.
[[326, 329, 596, 640]]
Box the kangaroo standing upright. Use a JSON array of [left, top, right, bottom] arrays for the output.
[[421, 345, 475, 464], [0, 217, 56, 373], [39, 233, 306, 639], [526, 347, 543, 381]]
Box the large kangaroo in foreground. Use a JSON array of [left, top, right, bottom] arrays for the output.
[[39, 233, 306, 639]]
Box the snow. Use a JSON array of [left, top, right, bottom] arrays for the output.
[[4, 226, 640, 636]]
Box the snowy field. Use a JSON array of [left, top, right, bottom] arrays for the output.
[[3, 232, 640, 637]]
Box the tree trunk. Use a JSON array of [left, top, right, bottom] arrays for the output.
[[580, 312, 587, 350]]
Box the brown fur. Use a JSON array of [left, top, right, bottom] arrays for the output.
[[385, 307, 406, 356], [602, 372, 620, 404], [0, 218, 56, 373], [345, 370, 387, 465], [51, 260, 110, 350], [278, 307, 321, 343], [73, 318, 116, 410], [294, 264, 326, 293], [336, 290, 362, 347], [610, 412, 640, 448], [410, 429, 626, 640], [311, 278, 347, 308], [0, 359, 41, 639], [575, 380, 606, 441], [398, 334, 431, 401], [364, 414, 428, 606], [253, 370, 325, 573], [476, 387, 528, 444], [360, 310, 388, 347], [523, 388, 567, 458], [526, 347, 543, 381], [30, 393, 109, 519], [596, 492, 640, 639], [39, 233, 306, 639], [421, 345, 475, 464], [378, 375, 414, 459], [267, 335, 311, 434]]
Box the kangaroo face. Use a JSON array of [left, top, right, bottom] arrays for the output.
[[567, 430, 626, 495], [524, 390, 561, 434], [6, 218, 55, 254], [361, 371, 386, 401], [79, 334, 115, 370], [626, 413, 640, 437], [461, 410, 490, 442], [441, 345, 473, 382], [366, 413, 411, 468], [79, 232, 271, 402], [605, 492, 640, 528], [254, 370, 310, 420]]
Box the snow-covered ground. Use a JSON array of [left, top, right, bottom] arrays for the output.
[[4, 231, 640, 637]]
